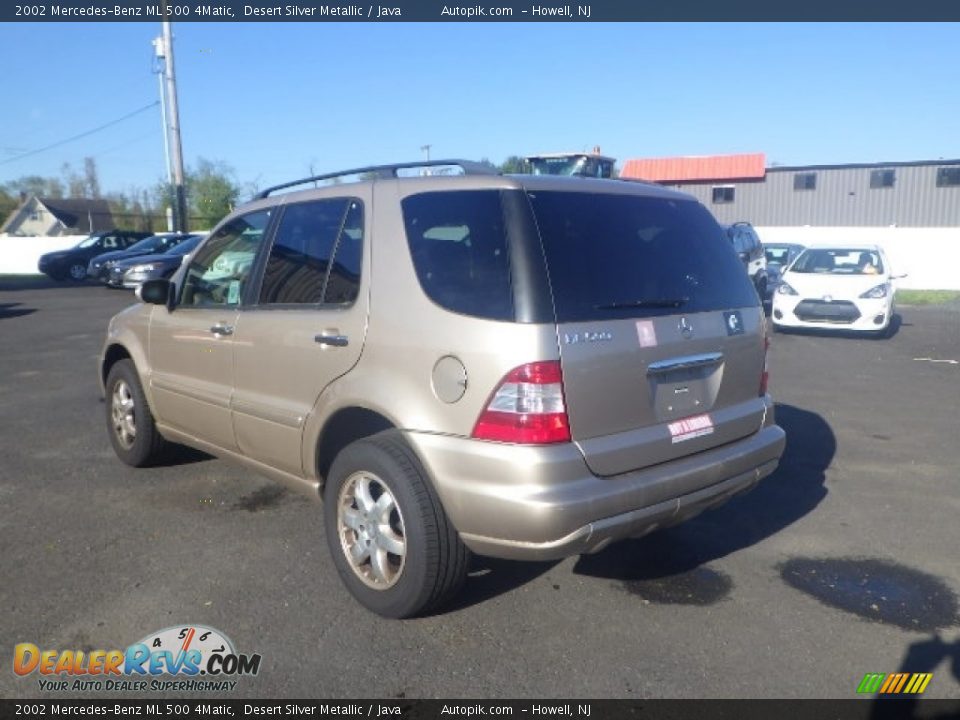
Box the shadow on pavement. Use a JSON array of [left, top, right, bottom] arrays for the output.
[[868, 633, 960, 719], [573, 403, 833, 602], [0, 276, 91, 292], [0, 302, 36, 319], [445, 557, 560, 613]]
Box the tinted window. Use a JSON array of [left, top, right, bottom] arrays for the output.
[[937, 168, 960, 187], [324, 201, 363, 305], [527, 192, 758, 322], [181, 210, 271, 307], [712, 186, 735, 204], [794, 173, 817, 190], [259, 198, 354, 305], [402, 191, 513, 321]]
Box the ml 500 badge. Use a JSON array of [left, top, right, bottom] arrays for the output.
[[564, 331, 614, 344]]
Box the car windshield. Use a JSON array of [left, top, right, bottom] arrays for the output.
[[126, 235, 169, 253], [765, 245, 800, 265], [791, 248, 884, 275], [168, 236, 201, 256], [77, 234, 105, 248]]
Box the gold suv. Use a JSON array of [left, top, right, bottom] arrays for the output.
[[100, 160, 786, 618]]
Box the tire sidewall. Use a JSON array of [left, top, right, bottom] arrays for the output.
[[323, 438, 435, 619]]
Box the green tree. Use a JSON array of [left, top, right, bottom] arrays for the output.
[[0, 187, 19, 225], [499, 155, 529, 174], [154, 157, 241, 231]]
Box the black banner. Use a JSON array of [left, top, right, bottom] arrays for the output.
[[3, 699, 960, 719], [3, 0, 960, 22]]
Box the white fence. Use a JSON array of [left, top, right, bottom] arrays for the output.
[[3, 227, 959, 290], [0, 234, 89, 274], [757, 226, 960, 291]]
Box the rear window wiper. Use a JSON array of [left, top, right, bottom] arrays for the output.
[[594, 298, 688, 310]]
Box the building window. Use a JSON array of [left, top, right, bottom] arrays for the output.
[[936, 167, 960, 187], [870, 169, 896, 189], [712, 186, 735, 204], [794, 173, 817, 191]]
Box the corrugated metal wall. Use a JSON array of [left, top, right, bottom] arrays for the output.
[[665, 163, 960, 227]]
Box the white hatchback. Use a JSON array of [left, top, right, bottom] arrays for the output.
[[771, 244, 903, 335]]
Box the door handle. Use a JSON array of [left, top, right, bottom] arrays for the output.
[[210, 323, 234, 337], [315, 333, 349, 347]]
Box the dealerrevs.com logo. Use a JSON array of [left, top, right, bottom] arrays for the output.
[[13, 625, 261, 692]]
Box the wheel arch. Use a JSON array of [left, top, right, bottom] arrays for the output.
[[313, 407, 398, 493]]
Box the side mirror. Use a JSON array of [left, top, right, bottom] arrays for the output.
[[137, 279, 173, 307]]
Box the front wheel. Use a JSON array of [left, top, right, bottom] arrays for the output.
[[67, 263, 88, 282], [105, 359, 166, 467], [323, 431, 469, 618]]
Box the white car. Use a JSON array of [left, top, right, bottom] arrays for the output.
[[771, 244, 904, 336]]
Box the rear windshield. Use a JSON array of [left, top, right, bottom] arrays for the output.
[[527, 191, 758, 322]]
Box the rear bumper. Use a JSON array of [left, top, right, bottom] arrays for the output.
[[405, 404, 786, 561]]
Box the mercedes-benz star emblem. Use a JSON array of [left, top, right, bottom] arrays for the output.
[[679, 317, 694, 339]]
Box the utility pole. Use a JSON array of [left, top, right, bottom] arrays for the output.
[[151, 36, 174, 231], [420, 144, 431, 176], [162, 8, 188, 233]]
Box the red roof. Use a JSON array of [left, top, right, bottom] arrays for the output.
[[620, 153, 766, 183]]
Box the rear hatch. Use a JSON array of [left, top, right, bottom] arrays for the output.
[[527, 189, 767, 477]]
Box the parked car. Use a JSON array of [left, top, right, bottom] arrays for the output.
[[724, 222, 768, 298], [762, 242, 805, 295], [100, 160, 786, 618], [37, 230, 151, 282], [87, 233, 193, 283], [108, 235, 204, 289], [772, 244, 903, 336]]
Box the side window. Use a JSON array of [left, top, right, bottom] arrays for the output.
[[101, 235, 120, 249], [402, 190, 513, 321], [258, 198, 363, 306], [181, 210, 271, 307]]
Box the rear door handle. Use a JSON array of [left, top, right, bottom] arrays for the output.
[[210, 323, 234, 337], [315, 333, 349, 347]]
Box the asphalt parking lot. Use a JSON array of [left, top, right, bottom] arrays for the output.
[[1, 278, 958, 700]]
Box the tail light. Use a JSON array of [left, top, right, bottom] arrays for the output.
[[759, 334, 770, 396], [472, 361, 571, 444]]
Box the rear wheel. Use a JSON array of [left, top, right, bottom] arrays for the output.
[[105, 359, 166, 467], [323, 431, 469, 618]]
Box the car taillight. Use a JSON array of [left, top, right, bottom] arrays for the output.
[[760, 334, 770, 396], [472, 361, 571, 444]]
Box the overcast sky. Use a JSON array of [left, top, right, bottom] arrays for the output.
[[1, 22, 956, 195]]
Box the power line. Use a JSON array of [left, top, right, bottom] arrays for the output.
[[0, 101, 159, 167]]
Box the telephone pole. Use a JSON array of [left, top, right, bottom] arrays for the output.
[[161, 8, 188, 232]]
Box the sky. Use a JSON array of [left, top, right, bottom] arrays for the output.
[[0, 22, 957, 198]]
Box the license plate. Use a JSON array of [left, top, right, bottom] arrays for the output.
[[668, 413, 714, 443]]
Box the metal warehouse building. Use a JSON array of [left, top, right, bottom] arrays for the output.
[[620, 154, 960, 227]]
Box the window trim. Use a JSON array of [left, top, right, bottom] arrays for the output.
[[936, 167, 960, 188], [869, 169, 896, 189], [711, 185, 735, 204]]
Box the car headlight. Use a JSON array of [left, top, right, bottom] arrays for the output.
[[859, 283, 889, 299], [129, 264, 157, 273], [777, 282, 798, 296]]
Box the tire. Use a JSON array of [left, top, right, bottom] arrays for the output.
[[67, 262, 88, 282], [104, 359, 166, 467], [323, 431, 469, 618]]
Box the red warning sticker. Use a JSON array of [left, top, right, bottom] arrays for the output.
[[636, 320, 658, 348], [668, 414, 714, 443]]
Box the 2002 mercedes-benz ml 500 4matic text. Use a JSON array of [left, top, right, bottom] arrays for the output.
[[99, 160, 786, 618]]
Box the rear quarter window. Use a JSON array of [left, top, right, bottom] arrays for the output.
[[401, 190, 514, 321], [528, 191, 758, 322]]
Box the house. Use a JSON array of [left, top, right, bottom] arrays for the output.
[[0, 195, 116, 236]]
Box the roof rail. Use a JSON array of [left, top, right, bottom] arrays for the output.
[[255, 159, 499, 199]]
